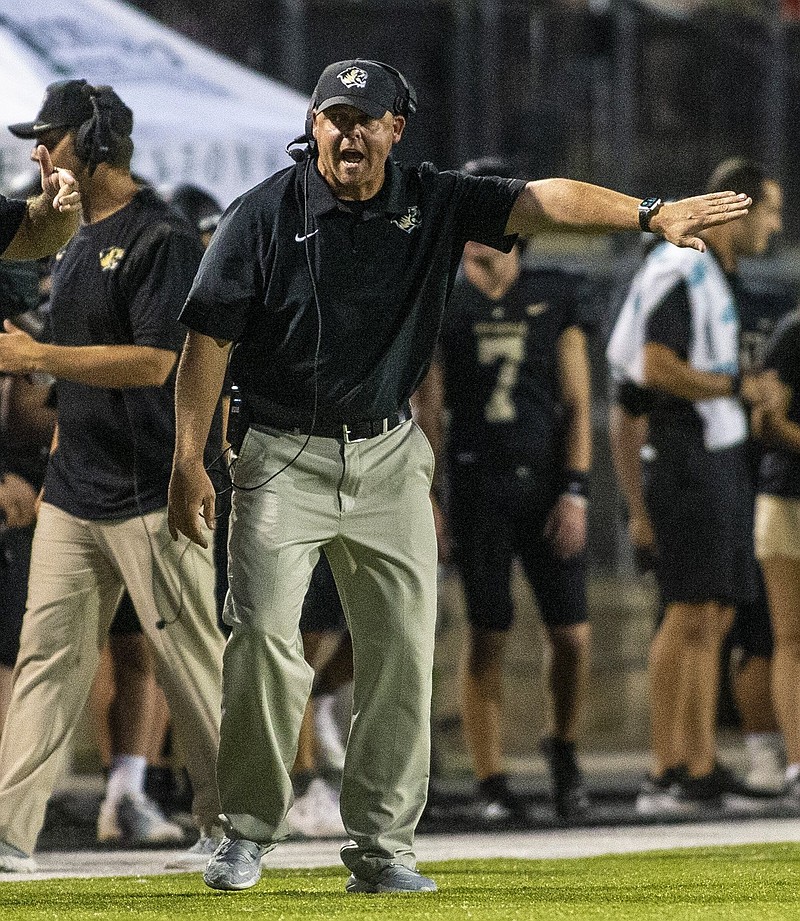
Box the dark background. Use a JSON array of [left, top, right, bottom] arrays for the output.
[[129, 0, 800, 241]]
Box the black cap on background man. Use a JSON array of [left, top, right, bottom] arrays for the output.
[[9, 79, 132, 140]]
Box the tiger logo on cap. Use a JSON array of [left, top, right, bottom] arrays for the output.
[[338, 67, 368, 89]]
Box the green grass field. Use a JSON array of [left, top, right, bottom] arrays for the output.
[[2, 843, 800, 921]]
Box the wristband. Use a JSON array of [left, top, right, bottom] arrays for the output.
[[562, 470, 589, 500]]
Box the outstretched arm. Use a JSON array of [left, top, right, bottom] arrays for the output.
[[168, 330, 232, 547], [505, 179, 750, 252], [2, 146, 81, 261]]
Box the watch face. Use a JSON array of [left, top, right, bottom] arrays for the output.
[[638, 197, 663, 233]]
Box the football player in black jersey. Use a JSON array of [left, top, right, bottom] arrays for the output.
[[415, 157, 593, 824]]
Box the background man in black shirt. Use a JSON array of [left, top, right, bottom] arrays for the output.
[[0, 142, 81, 571], [167, 58, 753, 895], [0, 80, 224, 873], [608, 158, 786, 811]]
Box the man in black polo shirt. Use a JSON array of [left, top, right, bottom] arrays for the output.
[[167, 58, 753, 894], [607, 159, 786, 811], [0, 80, 224, 873]]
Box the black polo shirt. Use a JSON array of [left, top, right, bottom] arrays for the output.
[[182, 157, 524, 428], [0, 195, 26, 256]]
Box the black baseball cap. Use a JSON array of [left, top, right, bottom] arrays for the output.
[[9, 79, 132, 139], [311, 60, 402, 120]]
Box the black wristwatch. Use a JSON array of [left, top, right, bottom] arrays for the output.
[[638, 196, 663, 233]]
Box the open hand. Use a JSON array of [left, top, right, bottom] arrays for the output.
[[654, 191, 751, 252]]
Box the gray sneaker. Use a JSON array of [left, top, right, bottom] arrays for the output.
[[203, 836, 272, 891], [0, 840, 38, 873], [346, 864, 437, 893]]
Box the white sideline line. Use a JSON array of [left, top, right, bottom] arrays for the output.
[[3, 818, 800, 882]]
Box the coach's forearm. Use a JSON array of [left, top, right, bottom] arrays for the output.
[[173, 330, 231, 463]]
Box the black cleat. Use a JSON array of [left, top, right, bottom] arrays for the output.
[[463, 773, 527, 829], [541, 736, 590, 822]]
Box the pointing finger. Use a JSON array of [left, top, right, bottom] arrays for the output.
[[37, 145, 54, 180]]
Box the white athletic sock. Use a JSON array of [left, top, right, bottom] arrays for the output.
[[785, 763, 800, 784], [745, 732, 782, 754], [105, 754, 147, 806], [315, 692, 337, 724]]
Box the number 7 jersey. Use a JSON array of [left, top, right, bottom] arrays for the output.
[[439, 265, 589, 476]]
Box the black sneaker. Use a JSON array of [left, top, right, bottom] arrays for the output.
[[541, 736, 590, 822], [672, 763, 761, 810], [464, 774, 526, 828]]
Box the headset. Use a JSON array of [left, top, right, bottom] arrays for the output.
[[74, 85, 112, 175], [74, 83, 134, 176], [289, 60, 417, 162]]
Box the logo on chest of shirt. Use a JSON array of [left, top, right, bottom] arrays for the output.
[[98, 247, 126, 272], [391, 205, 422, 234]]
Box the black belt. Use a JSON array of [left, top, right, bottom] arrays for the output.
[[253, 404, 412, 444]]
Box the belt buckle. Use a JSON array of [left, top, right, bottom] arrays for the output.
[[342, 424, 368, 444]]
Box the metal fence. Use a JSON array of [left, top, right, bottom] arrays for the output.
[[134, 0, 799, 239]]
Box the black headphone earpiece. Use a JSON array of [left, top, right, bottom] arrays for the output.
[[304, 103, 315, 151], [75, 85, 111, 175]]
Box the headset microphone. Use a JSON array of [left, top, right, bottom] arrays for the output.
[[286, 135, 311, 162]]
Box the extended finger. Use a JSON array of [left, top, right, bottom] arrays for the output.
[[37, 145, 54, 182], [701, 191, 750, 205], [701, 207, 750, 226]]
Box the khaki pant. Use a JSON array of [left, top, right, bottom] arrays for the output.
[[755, 493, 800, 560], [0, 503, 224, 855], [220, 419, 437, 879]]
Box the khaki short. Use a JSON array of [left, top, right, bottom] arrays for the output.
[[754, 493, 800, 561]]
